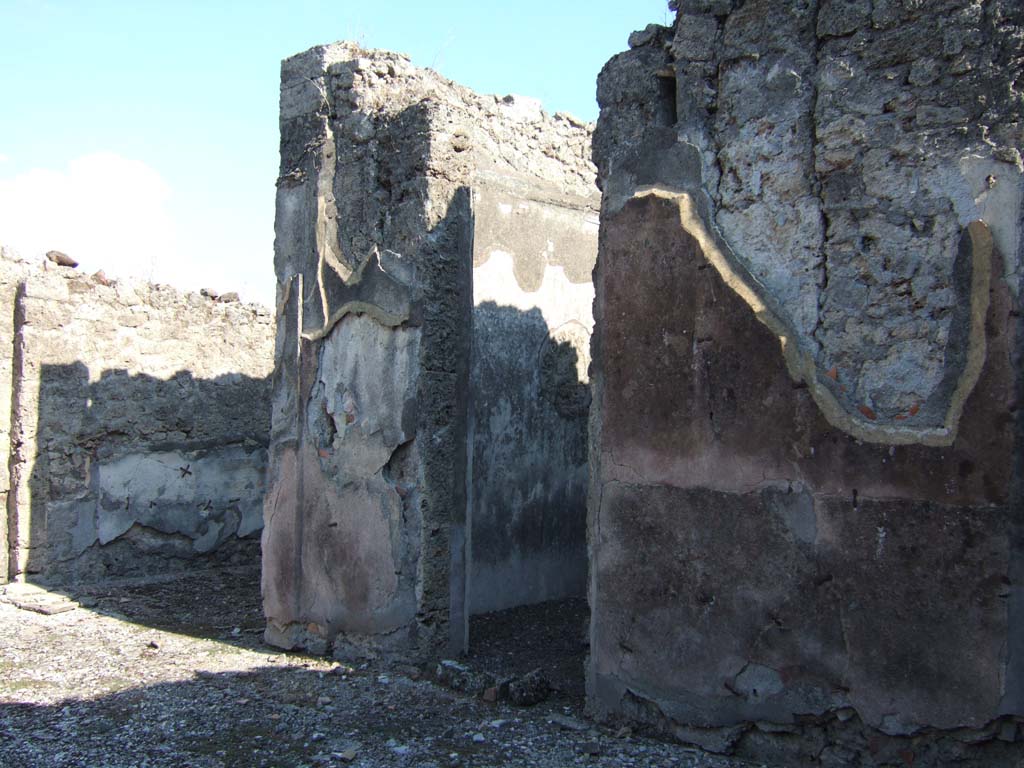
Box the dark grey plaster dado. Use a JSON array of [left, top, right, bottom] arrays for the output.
[[466, 302, 588, 614]]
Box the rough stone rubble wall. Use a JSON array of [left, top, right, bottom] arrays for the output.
[[264, 42, 597, 657], [0, 246, 25, 582], [590, 1, 1022, 764], [0, 250, 273, 585]]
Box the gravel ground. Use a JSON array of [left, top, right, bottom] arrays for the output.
[[0, 568, 763, 768]]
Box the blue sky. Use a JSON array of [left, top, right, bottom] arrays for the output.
[[0, 0, 670, 304]]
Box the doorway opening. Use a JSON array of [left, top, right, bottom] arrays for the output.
[[458, 186, 598, 703]]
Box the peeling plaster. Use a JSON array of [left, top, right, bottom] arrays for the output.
[[631, 185, 992, 446]]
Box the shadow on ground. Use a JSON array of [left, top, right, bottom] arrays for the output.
[[0, 571, 743, 768]]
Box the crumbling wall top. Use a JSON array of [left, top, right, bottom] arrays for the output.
[[280, 42, 597, 201]]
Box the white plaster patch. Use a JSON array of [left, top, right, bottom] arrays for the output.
[[949, 153, 1023, 292], [93, 446, 265, 551], [313, 315, 420, 480], [473, 249, 595, 334]]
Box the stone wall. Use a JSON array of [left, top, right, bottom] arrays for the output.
[[589, 2, 1023, 765], [263, 43, 597, 658], [1, 250, 273, 585], [0, 246, 26, 583]]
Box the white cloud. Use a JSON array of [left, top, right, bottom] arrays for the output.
[[0, 152, 277, 307], [0, 154, 8, 163], [0, 152, 177, 286]]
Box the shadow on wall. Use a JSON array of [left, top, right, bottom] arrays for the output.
[[13, 363, 271, 585], [467, 300, 590, 616]]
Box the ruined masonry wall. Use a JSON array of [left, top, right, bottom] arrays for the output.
[[264, 42, 597, 657], [2, 250, 273, 584], [590, 2, 1023, 765], [468, 187, 597, 615], [0, 247, 25, 582], [597, 0, 1023, 444]]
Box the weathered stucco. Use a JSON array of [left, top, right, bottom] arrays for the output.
[[264, 43, 597, 657], [1, 250, 273, 585], [468, 185, 597, 614], [589, 2, 1023, 764], [265, 44, 470, 658]]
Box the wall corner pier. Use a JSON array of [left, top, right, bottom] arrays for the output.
[[588, 4, 1024, 765], [262, 43, 598, 659]]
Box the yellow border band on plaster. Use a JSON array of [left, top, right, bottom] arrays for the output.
[[632, 186, 992, 447], [301, 300, 406, 341], [314, 119, 350, 322], [946, 220, 993, 438]]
